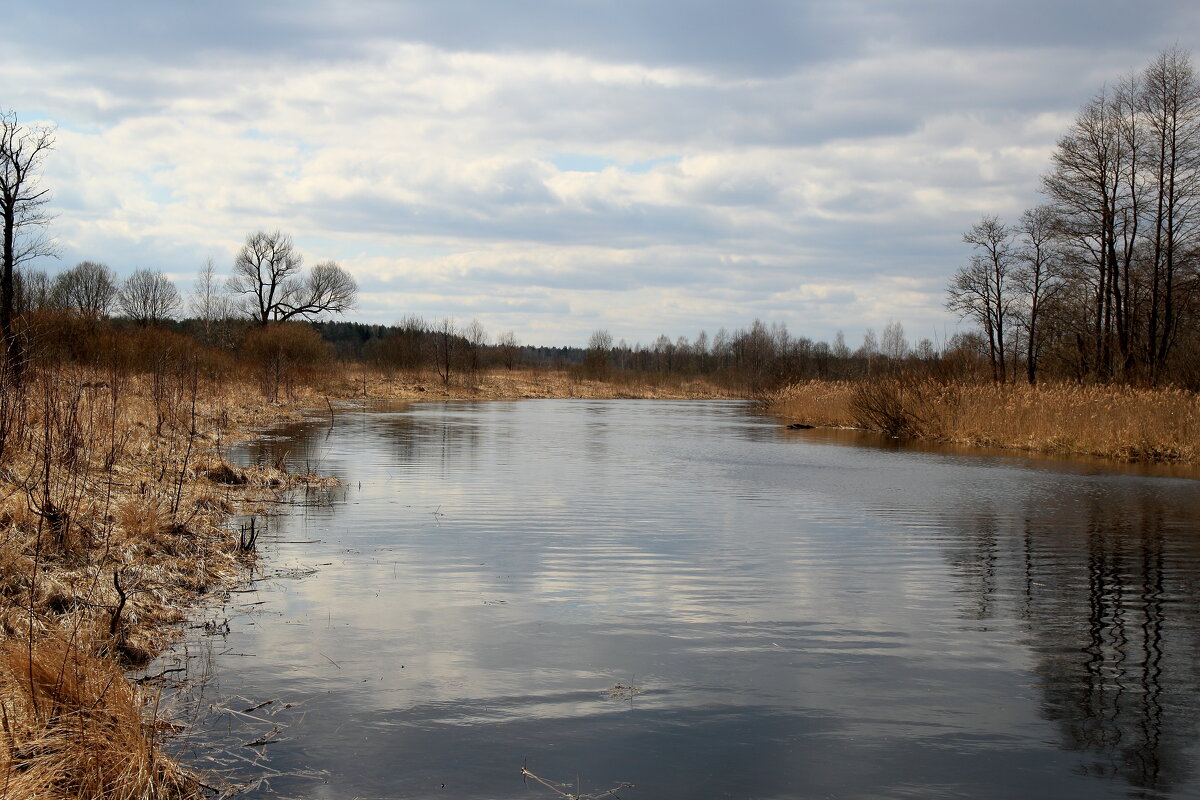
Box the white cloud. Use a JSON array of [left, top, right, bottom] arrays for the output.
[[4, 3, 1198, 344]]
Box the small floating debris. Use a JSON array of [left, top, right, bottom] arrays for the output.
[[243, 726, 284, 747], [606, 683, 642, 700], [271, 567, 320, 580]]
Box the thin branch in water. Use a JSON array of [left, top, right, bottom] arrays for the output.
[[520, 765, 635, 800]]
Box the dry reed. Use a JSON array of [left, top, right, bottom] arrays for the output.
[[766, 379, 1200, 463], [0, 363, 331, 798], [321, 364, 735, 401]]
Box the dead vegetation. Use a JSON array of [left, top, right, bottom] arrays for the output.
[[322, 363, 734, 401], [766, 378, 1200, 463], [0, 353, 332, 798]]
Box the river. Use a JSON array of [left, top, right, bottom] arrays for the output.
[[157, 399, 1200, 799]]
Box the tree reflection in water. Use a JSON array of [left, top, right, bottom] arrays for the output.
[[945, 490, 1199, 794]]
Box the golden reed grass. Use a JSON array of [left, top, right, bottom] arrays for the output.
[[765, 379, 1200, 463]]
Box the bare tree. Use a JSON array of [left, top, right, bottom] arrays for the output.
[[190, 257, 236, 345], [14, 266, 55, 314], [881, 320, 908, 362], [949, 216, 1019, 382], [1013, 205, 1064, 384], [118, 268, 180, 325], [497, 330, 520, 370], [857, 327, 879, 375], [0, 112, 56, 380], [190, 258, 232, 319], [1042, 83, 1145, 379], [229, 230, 357, 325], [831, 330, 851, 360], [433, 317, 457, 384], [1141, 46, 1200, 381], [462, 319, 488, 377], [53, 261, 118, 318], [585, 329, 613, 379]]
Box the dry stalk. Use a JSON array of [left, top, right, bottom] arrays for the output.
[[521, 765, 635, 800]]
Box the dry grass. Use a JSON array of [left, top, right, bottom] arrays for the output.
[[0, 364, 331, 798], [322, 364, 735, 401], [0, 636, 194, 800], [765, 378, 1200, 463]]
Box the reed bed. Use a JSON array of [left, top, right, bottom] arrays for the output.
[[766, 379, 1200, 463], [0, 362, 331, 799]]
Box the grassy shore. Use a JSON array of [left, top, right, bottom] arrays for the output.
[[0, 365, 343, 799], [323, 364, 738, 401], [765, 378, 1200, 464]]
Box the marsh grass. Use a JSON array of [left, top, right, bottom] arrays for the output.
[[767, 379, 1200, 463], [0, 361, 331, 798], [0, 636, 195, 800]]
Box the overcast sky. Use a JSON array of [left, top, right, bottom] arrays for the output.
[[5, 1, 1199, 347]]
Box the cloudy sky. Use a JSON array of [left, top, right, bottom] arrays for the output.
[[4, 1, 1198, 347]]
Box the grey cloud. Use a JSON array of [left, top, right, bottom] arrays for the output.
[[292, 187, 732, 250], [877, 0, 1197, 52], [12, 1, 1194, 78]]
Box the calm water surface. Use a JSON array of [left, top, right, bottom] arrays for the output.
[[159, 400, 1200, 799]]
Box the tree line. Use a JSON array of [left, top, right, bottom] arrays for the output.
[[950, 47, 1200, 387], [13, 231, 357, 330], [0, 109, 357, 386]]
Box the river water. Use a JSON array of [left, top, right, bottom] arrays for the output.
[[159, 399, 1200, 799]]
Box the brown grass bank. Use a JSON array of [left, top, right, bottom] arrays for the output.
[[765, 378, 1200, 464], [0, 364, 335, 799], [321, 364, 737, 401]]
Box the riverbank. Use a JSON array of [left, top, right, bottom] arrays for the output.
[[765, 378, 1200, 464], [0, 366, 733, 798], [320, 365, 738, 401], [0, 368, 339, 799]]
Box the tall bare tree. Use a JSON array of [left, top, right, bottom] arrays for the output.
[[118, 268, 181, 325], [190, 257, 236, 345], [881, 320, 908, 362], [948, 216, 1018, 382], [14, 266, 55, 314], [462, 319, 488, 377], [950, 48, 1200, 385], [0, 112, 55, 381], [1042, 81, 1145, 379], [1141, 46, 1200, 382], [433, 317, 457, 384], [229, 230, 357, 325], [496, 330, 520, 370], [1013, 205, 1064, 384]]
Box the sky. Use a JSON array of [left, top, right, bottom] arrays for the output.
[[4, 1, 1199, 348]]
